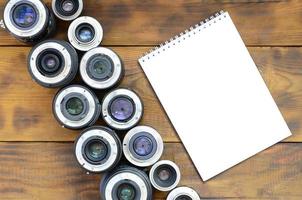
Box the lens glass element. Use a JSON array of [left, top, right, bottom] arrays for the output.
[[66, 97, 84, 115], [62, 0, 74, 12], [13, 3, 37, 28], [117, 184, 136, 200], [87, 54, 114, 81], [85, 139, 107, 161], [110, 97, 134, 122], [76, 24, 95, 43], [133, 136, 153, 156], [158, 168, 171, 181], [176, 196, 193, 200]]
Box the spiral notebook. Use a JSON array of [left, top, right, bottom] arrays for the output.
[[138, 11, 291, 181]]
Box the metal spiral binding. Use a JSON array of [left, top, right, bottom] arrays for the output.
[[140, 10, 226, 62]]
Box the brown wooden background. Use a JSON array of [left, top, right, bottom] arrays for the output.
[[0, 0, 302, 199]]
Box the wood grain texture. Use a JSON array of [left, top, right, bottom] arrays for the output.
[[0, 0, 302, 46], [0, 47, 301, 142], [0, 142, 301, 200]]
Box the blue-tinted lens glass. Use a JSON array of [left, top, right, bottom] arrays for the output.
[[13, 4, 36, 27], [133, 136, 153, 156], [117, 184, 136, 200], [78, 27, 93, 42], [110, 97, 134, 122]]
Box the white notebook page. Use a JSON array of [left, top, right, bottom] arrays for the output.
[[138, 11, 292, 181]]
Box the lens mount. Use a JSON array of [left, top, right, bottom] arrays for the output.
[[80, 47, 123, 89], [75, 126, 122, 173], [28, 39, 78, 88], [167, 187, 200, 200], [100, 166, 153, 200], [4, 0, 48, 39], [149, 160, 181, 192], [52, 0, 83, 21], [102, 88, 143, 130], [68, 16, 103, 51], [123, 126, 163, 167], [53, 85, 101, 129]]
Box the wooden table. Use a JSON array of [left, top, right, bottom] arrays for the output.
[[0, 0, 302, 199]]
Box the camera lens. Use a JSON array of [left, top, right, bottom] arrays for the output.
[[4, 0, 56, 43], [53, 85, 101, 129], [167, 187, 200, 200], [52, 0, 83, 21], [102, 88, 143, 130], [80, 47, 124, 89], [75, 126, 122, 172], [123, 126, 164, 167], [68, 16, 103, 51], [100, 166, 153, 200], [149, 160, 181, 192], [28, 39, 78, 88]]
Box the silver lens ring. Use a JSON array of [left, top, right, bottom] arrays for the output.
[[102, 88, 143, 130], [68, 16, 103, 51], [80, 47, 123, 89], [167, 187, 200, 200], [75, 126, 122, 173], [4, 0, 47, 38], [100, 166, 153, 200], [123, 125, 164, 167], [52, 0, 83, 21], [28, 40, 78, 88], [53, 85, 100, 129], [149, 160, 181, 192]]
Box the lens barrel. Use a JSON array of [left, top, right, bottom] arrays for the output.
[[123, 125, 164, 167], [80, 47, 124, 89], [74, 126, 122, 173], [102, 88, 143, 130], [28, 39, 78, 88], [52, 0, 83, 21], [3, 0, 56, 43], [167, 187, 200, 200], [100, 165, 153, 200], [68, 16, 103, 51], [149, 160, 181, 192], [52, 84, 101, 129]]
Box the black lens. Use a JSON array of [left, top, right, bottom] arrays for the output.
[[66, 97, 84, 115], [133, 136, 153, 156], [37, 49, 64, 76], [84, 139, 108, 162], [87, 54, 114, 81], [117, 183, 136, 200], [76, 23, 95, 43], [109, 96, 135, 122], [13, 3, 37, 28], [176, 196, 193, 200], [154, 164, 177, 188]]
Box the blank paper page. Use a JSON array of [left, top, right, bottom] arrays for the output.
[[138, 11, 291, 181]]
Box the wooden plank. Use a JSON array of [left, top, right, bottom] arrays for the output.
[[0, 142, 301, 199], [0, 0, 302, 46], [0, 47, 301, 142]]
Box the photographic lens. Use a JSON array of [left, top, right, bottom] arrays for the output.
[[149, 160, 181, 192], [102, 88, 143, 130], [68, 16, 103, 51], [4, 0, 56, 43], [52, 0, 83, 21], [13, 3, 36, 28], [123, 126, 164, 167], [167, 187, 200, 200], [66, 97, 84, 115], [80, 47, 124, 89], [110, 97, 134, 122], [75, 126, 122, 172], [117, 184, 136, 200], [53, 85, 100, 129], [28, 40, 78, 88], [100, 166, 153, 200]]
